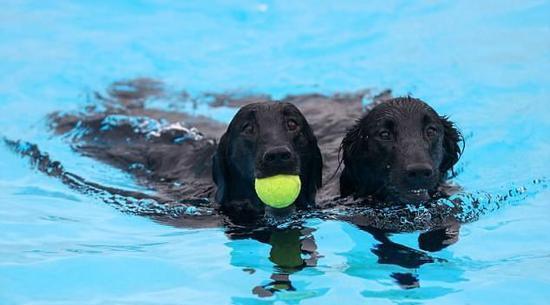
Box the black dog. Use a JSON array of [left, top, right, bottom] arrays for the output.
[[340, 96, 463, 204], [338, 96, 463, 278], [212, 102, 323, 222]]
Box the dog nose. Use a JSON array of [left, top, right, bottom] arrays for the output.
[[263, 146, 293, 164], [405, 163, 434, 179]]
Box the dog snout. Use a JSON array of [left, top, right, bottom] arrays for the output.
[[263, 146, 293, 163], [405, 163, 434, 181], [257, 145, 298, 177]]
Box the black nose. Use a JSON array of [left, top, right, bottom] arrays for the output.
[[405, 163, 434, 179], [263, 146, 293, 164]]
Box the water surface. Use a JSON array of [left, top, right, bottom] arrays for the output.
[[1, 1, 549, 304]]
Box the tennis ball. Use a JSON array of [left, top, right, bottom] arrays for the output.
[[254, 175, 301, 209]]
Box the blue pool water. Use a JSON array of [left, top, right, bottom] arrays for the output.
[[1, 1, 549, 304]]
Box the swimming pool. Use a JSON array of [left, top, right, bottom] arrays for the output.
[[1, 1, 549, 304]]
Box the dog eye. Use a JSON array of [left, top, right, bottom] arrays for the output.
[[426, 126, 438, 138], [241, 123, 254, 134], [378, 130, 392, 140], [287, 119, 298, 131]]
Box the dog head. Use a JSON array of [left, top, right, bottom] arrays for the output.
[[340, 97, 462, 203], [213, 102, 322, 221]]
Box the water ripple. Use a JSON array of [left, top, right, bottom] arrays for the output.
[[3, 137, 548, 233]]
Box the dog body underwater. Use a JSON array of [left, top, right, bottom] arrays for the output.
[[47, 82, 463, 232], [49, 96, 326, 225]]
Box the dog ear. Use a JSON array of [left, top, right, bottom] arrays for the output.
[[338, 121, 363, 197], [298, 118, 323, 205], [212, 132, 230, 204], [306, 138, 323, 202], [439, 116, 463, 176], [340, 120, 364, 159]]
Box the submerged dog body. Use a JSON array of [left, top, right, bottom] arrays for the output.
[[340, 97, 463, 204], [47, 81, 464, 231], [212, 102, 322, 222], [50, 93, 327, 224]]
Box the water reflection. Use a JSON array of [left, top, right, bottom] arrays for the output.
[[355, 225, 457, 289], [227, 227, 320, 298], [225, 220, 463, 300], [339, 222, 468, 301]]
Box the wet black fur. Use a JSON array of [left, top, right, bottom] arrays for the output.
[[340, 97, 463, 204], [212, 102, 323, 222]]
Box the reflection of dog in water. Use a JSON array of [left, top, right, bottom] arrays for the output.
[[228, 224, 458, 296], [228, 227, 319, 297]]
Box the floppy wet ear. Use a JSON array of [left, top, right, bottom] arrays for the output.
[[300, 121, 323, 204], [340, 121, 363, 159], [338, 121, 363, 197], [212, 133, 230, 204], [308, 140, 323, 190], [439, 116, 463, 176]]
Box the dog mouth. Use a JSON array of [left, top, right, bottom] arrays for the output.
[[255, 166, 300, 179], [393, 188, 432, 203], [410, 188, 428, 196], [411, 187, 430, 196]]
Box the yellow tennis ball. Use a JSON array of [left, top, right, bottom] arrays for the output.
[[254, 175, 301, 209]]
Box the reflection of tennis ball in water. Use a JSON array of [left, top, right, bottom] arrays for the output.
[[254, 175, 301, 209]]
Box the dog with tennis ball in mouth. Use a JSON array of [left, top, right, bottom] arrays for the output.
[[212, 102, 322, 224]]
